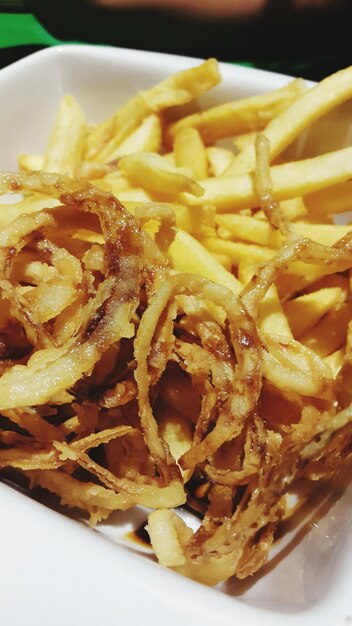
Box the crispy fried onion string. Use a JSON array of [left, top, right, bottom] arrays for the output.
[[1, 169, 352, 587]]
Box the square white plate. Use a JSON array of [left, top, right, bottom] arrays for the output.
[[0, 44, 351, 626]]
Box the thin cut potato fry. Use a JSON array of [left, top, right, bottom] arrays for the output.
[[101, 114, 162, 162], [0, 195, 59, 227], [238, 260, 292, 337], [201, 237, 275, 266], [168, 230, 243, 295], [210, 252, 232, 271], [300, 302, 352, 357], [216, 214, 352, 247], [283, 287, 345, 338], [2, 59, 352, 590], [119, 152, 204, 197], [86, 58, 220, 161], [166, 78, 306, 144], [184, 146, 352, 211], [255, 197, 308, 221], [259, 284, 293, 337], [18, 154, 44, 172], [206, 146, 235, 177], [304, 180, 352, 215], [117, 187, 154, 203], [223, 65, 352, 176], [233, 131, 257, 152], [174, 127, 208, 181], [43, 94, 87, 177]]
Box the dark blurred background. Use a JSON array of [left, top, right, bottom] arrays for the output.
[[1, 0, 352, 80]]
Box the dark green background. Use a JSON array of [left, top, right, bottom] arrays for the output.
[[0, 0, 351, 80]]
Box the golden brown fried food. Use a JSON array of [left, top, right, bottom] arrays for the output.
[[1, 59, 352, 587]]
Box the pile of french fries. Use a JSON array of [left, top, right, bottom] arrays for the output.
[[0, 58, 352, 586]]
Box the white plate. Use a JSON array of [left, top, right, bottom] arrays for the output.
[[0, 44, 351, 626]]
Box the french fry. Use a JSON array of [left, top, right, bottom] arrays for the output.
[[210, 252, 232, 271], [223, 65, 352, 176], [168, 230, 243, 295], [0, 195, 59, 227], [93, 172, 133, 195], [200, 237, 275, 266], [117, 187, 154, 203], [304, 180, 352, 216], [238, 260, 292, 337], [100, 114, 162, 162], [283, 287, 346, 338], [86, 58, 220, 161], [233, 131, 257, 152], [260, 285, 293, 338], [216, 214, 351, 247], [216, 214, 281, 247], [43, 94, 86, 177], [184, 146, 352, 211], [19, 154, 44, 172], [174, 127, 208, 180], [206, 147, 235, 177], [166, 78, 306, 145], [300, 302, 352, 357], [255, 197, 308, 221], [119, 152, 204, 197]]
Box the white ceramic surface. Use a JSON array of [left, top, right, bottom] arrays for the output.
[[0, 45, 351, 626]]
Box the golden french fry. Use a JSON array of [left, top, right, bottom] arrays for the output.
[[117, 187, 154, 203], [119, 152, 204, 197], [0, 195, 59, 227], [86, 58, 220, 161], [166, 78, 306, 145], [254, 197, 308, 221], [238, 261, 292, 337], [216, 214, 351, 247], [19, 154, 44, 172], [206, 147, 235, 177], [304, 180, 352, 215], [210, 252, 232, 271], [101, 114, 162, 162], [223, 65, 352, 176], [93, 172, 133, 195], [260, 284, 293, 338], [168, 230, 243, 295], [201, 237, 275, 266], [184, 147, 352, 212], [216, 214, 281, 247], [300, 302, 352, 357], [174, 127, 208, 180], [43, 94, 86, 177], [283, 287, 346, 338], [233, 131, 257, 152]]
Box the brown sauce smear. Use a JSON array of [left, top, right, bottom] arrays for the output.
[[126, 520, 151, 548]]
